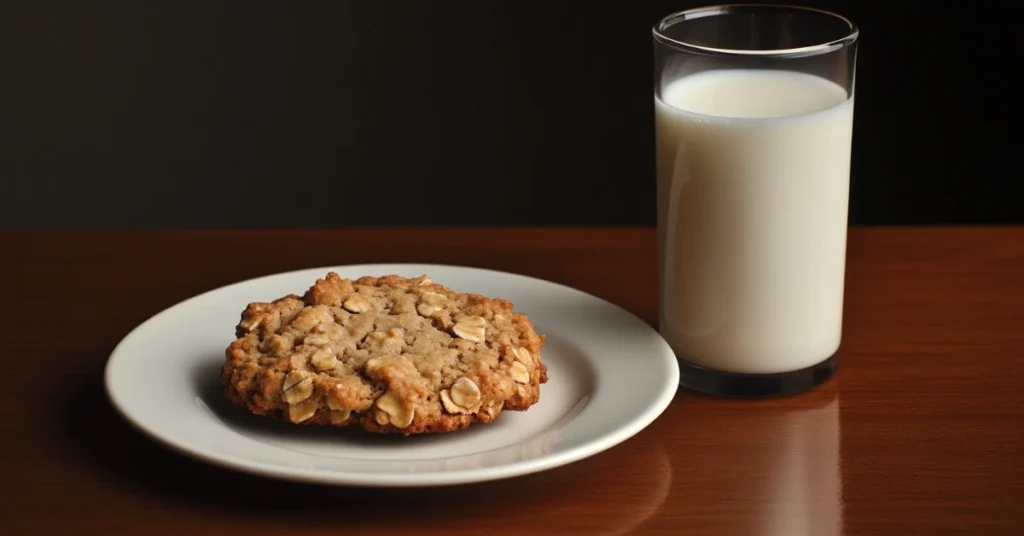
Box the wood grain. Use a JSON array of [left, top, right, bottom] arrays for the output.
[[1, 227, 1021, 535]]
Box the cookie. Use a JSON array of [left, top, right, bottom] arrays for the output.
[[221, 272, 548, 435]]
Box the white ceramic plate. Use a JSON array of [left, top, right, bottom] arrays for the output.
[[104, 264, 679, 487]]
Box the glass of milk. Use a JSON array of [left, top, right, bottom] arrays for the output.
[[653, 5, 858, 397]]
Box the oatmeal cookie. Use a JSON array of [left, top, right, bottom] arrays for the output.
[[221, 272, 547, 435]]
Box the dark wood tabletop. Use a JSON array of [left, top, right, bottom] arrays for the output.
[[2, 226, 1022, 535]]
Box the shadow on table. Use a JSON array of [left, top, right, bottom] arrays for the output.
[[54, 364, 673, 534]]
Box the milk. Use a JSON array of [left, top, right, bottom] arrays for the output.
[[655, 69, 854, 375]]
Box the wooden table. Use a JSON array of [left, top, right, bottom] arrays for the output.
[[3, 227, 1022, 535]]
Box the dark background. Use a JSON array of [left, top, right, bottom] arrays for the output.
[[2, 0, 1020, 229]]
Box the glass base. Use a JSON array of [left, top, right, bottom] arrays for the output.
[[677, 351, 839, 398]]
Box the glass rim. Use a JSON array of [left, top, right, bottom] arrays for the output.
[[652, 3, 859, 59]]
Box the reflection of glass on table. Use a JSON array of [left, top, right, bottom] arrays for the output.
[[668, 383, 843, 535]]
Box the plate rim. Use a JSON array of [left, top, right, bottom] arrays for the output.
[[103, 263, 680, 487]]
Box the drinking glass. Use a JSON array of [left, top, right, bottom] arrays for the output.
[[653, 5, 858, 396]]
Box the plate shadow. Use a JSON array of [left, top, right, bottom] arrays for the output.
[[54, 359, 602, 528]]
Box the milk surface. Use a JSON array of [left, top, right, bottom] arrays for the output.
[[655, 69, 854, 374]]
